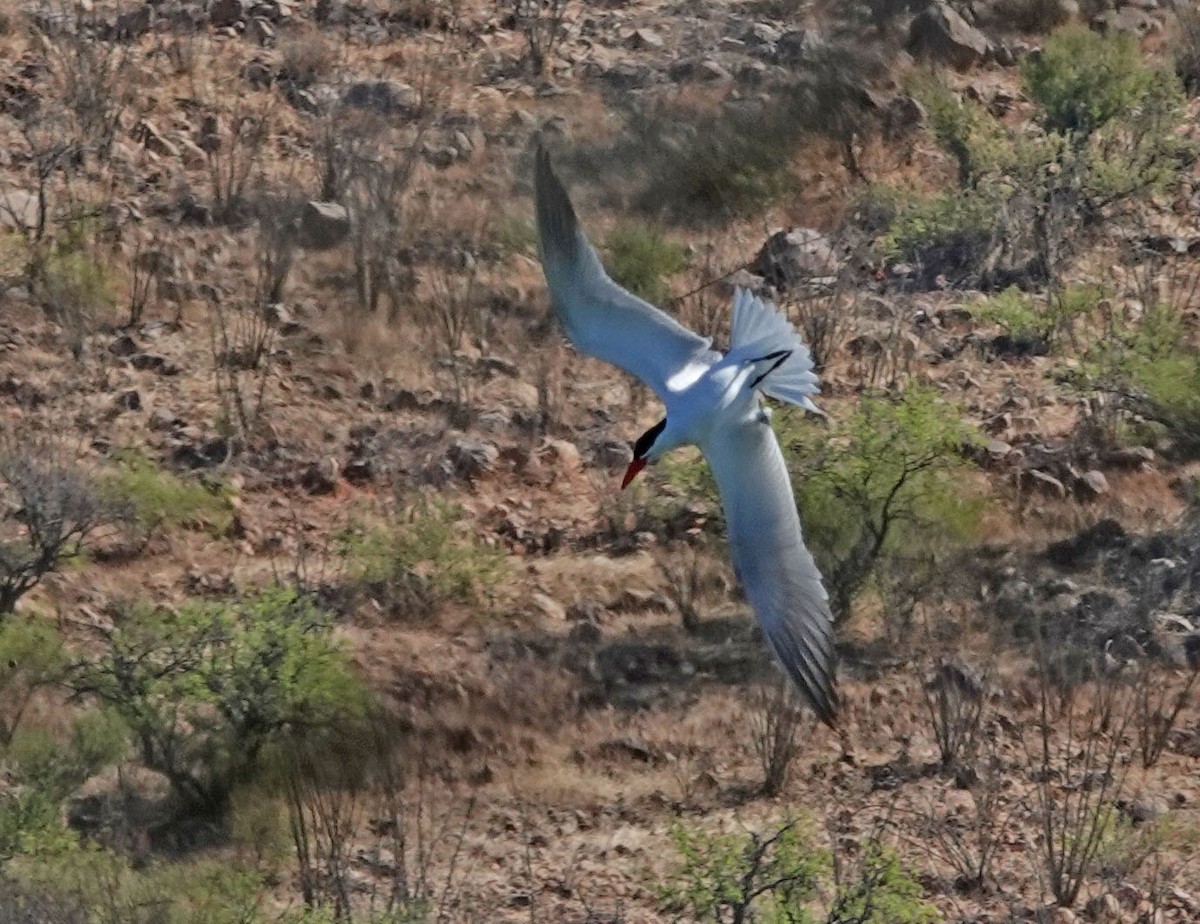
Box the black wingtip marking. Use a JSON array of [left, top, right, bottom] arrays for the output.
[[748, 349, 793, 390]]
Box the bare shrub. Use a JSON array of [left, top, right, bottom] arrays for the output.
[[909, 739, 1008, 891], [1131, 661, 1198, 769], [40, 2, 135, 163], [922, 660, 987, 772], [1175, 7, 1200, 96], [205, 254, 278, 449], [0, 443, 122, 615], [504, 0, 573, 77], [203, 98, 275, 224], [1028, 658, 1136, 908], [281, 718, 476, 920], [424, 250, 487, 425], [655, 545, 708, 634], [747, 676, 811, 797]]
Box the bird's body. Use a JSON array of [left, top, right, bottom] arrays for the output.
[[534, 144, 838, 727]]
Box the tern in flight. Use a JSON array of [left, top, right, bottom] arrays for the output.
[[534, 144, 838, 727]]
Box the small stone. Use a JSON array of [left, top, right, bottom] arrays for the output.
[[114, 389, 141, 411], [109, 333, 139, 357], [299, 458, 339, 495], [1076, 470, 1109, 498], [1026, 469, 1066, 498], [628, 28, 663, 50], [531, 591, 566, 621]]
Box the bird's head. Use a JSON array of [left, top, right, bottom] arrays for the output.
[[622, 418, 667, 489]]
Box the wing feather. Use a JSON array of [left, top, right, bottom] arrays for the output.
[[702, 417, 838, 726], [534, 144, 716, 399]]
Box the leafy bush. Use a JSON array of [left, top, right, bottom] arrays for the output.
[[875, 36, 1189, 288], [971, 284, 1101, 352], [34, 232, 116, 360], [70, 587, 367, 815], [604, 224, 688, 306], [0, 618, 66, 746], [659, 816, 938, 923], [101, 451, 235, 539], [783, 387, 983, 627], [0, 711, 127, 861], [338, 499, 507, 617], [1023, 26, 1157, 141], [1084, 303, 1200, 459]]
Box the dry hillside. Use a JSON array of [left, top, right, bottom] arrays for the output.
[[0, 0, 1199, 922]]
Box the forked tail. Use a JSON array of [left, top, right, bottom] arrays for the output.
[[728, 288, 823, 414]]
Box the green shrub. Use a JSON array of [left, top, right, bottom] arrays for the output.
[[879, 187, 1001, 282], [31, 227, 116, 360], [604, 224, 688, 306], [784, 387, 983, 627], [658, 816, 938, 924], [909, 73, 1015, 188], [971, 284, 1101, 352], [875, 32, 1189, 289], [1023, 26, 1157, 140], [1084, 304, 1200, 459], [0, 618, 66, 745], [70, 587, 367, 815], [338, 499, 507, 617], [0, 711, 126, 861], [101, 450, 235, 539]]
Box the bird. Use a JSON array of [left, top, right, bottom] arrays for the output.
[[533, 143, 838, 727]]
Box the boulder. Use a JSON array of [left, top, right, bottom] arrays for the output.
[[299, 201, 350, 249], [908, 2, 990, 70], [751, 228, 839, 288]]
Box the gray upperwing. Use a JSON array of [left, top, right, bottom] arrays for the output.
[[534, 144, 716, 399], [702, 416, 838, 726]]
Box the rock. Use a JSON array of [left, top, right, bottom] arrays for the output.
[[1076, 470, 1109, 498], [1103, 446, 1155, 469], [448, 438, 499, 478], [299, 201, 350, 249], [777, 28, 823, 62], [1125, 795, 1169, 824], [627, 28, 663, 50], [567, 620, 603, 645], [246, 16, 274, 44], [209, 0, 248, 27], [130, 353, 181, 375], [752, 228, 839, 288], [114, 389, 141, 412], [108, 333, 139, 357], [299, 458, 339, 495], [1025, 469, 1066, 499], [1092, 8, 1159, 36], [984, 438, 1013, 462], [743, 22, 781, 46], [908, 1, 991, 71], [133, 119, 178, 158], [422, 144, 457, 168], [343, 80, 417, 116], [0, 189, 38, 232], [531, 591, 566, 621], [541, 438, 582, 472]]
